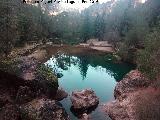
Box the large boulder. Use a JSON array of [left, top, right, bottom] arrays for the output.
[[17, 57, 58, 98], [54, 88, 68, 101], [102, 70, 153, 120], [114, 70, 150, 100], [3, 52, 57, 99], [71, 89, 99, 109], [20, 98, 70, 120], [102, 88, 160, 120]]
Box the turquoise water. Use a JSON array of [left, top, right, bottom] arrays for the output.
[[45, 53, 135, 120]]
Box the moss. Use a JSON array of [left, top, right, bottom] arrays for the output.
[[36, 64, 58, 93], [36, 64, 58, 82], [0, 59, 21, 75]]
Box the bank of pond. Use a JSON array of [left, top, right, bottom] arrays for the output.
[[44, 52, 136, 120]]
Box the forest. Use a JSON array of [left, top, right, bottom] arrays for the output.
[[1, 0, 160, 77], [0, 0, 160, 120]]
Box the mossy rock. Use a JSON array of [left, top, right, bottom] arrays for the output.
[[0, 57, 59, 99]]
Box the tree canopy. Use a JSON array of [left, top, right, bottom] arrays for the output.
[[1, 0, 160, 77]]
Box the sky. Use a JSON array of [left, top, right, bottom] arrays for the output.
[[48, 0, 147, 15], [60, 0, 146, 11], [60, 0, 111, 10]]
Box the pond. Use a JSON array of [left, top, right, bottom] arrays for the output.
[[45, 52, 135, 120]]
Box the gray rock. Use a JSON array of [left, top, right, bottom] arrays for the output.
[[102, 70, 151, 120], [54, 88, 68, 101], [71, 89, 99, 109], [20, 98, 70, 120], [102, 100, 129, 120], [18, 57, 58, 98], [114, 70, 150, 100]]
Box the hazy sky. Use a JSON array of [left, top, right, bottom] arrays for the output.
[[60, 0, 111, 10]]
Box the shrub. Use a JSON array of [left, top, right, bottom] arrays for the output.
[[118, 42, 137, 63], [138, 29, 160, 79]]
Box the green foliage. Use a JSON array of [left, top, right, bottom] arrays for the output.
[[36, 64, 57, 82], [81, 10, 94, 42], [0, 59, 21, 75], [0, 0, 19, 55], [138, 28, 160, 79], [124, 5, 149, 48], [94, 13, 105, 40], [0, 0, 60, 54], [1, 0, 160, 79], [118, 42, 136, 63]]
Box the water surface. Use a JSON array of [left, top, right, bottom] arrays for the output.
[[45, 53, 135, 120]]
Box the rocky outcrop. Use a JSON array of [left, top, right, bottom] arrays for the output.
[[20, 98, 70, 120], [1, 56, 59, 98], [54, 88, 68, 101], [102, 101, 129, 120], [17, 57, 58, 98], [0, 56, 64, 120], [102, 87, 160, 120], [0, 43, 74, 120], [114, 70, 150, 100], [102, 70, 152, 120], [71, 89, 99, 109], [18, 57, 38, 81], [0, 71, 68, 120]]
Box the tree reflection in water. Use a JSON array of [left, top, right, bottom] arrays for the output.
[[45, 52, 136, 81]]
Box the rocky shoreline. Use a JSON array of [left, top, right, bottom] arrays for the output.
[[101, 70, 160, 120], [0, 44, 71, 120], [0, 56, 70, 120], [0, 45, 102, 120], [1, 44, 159, 120]]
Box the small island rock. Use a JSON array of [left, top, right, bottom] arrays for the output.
[[71, 89, 99, 109]]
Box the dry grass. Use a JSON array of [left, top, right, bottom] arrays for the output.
[[133, 88, 160, 120]]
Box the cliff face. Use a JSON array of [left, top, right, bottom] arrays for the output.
[[102, 70, 160, 120]]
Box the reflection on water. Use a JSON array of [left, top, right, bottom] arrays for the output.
[[45, 52, 135, 120], [45, 52, 135, 81]]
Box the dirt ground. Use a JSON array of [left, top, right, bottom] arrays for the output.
[[79, 41, 114, 53]]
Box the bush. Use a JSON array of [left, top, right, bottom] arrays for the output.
[[36, 64, 58, 83], [118, 42, 137, 63], [138, 29, 160, 79]]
